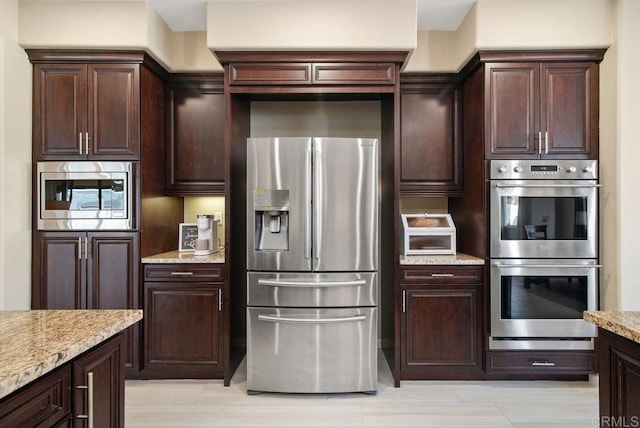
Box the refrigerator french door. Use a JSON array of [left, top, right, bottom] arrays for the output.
[[246, 137, 379, 394]]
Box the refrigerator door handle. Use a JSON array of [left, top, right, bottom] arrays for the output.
[[305, 146, 312, 260], [257, 314, 366, 324], [313, 145, 322, 261], [257, 279, 366, 288]]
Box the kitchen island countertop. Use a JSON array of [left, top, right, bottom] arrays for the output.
[[0, 309, 142, 399], [583, 311, 640, 344], [142, 250, 225, 264], [400, 253, 484, 265]]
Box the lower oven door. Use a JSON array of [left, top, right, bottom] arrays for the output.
[[247, 307, 377, 393], [490, 259, 598, 350]]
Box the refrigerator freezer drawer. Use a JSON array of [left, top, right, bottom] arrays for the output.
[[247, 272, 377, 307], [247, 307, 377, 393]]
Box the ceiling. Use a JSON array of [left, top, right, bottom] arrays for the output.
[[23, 0, 476, 32]]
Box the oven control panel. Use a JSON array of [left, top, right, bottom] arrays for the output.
[[490, 159, 597, 180]]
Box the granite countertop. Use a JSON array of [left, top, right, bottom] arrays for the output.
[[142, 249, 225, 264], [0, 309, 142, 399], [584, 311, 640, 344], [400, 253, 485, 265]]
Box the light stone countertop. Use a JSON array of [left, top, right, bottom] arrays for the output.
[[142, 250, 225, 264], [400, 253, 485, 265], [0, 309, 142, 399], [583, 311, 640, 344]]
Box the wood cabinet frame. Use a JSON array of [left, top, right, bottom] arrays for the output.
[[213, 49, 408, 386]]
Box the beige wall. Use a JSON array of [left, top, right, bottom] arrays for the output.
[[1, 0, 32, 309], [207, 0, 417, 52], [19, 1, 175, 69], [406, 0, 611, 72], [474, 0, 610, 49], [601, 0, 640, 310], [172, 32, 222, 72]]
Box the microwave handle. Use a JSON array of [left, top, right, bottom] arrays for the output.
[[492, 262, 603, 269], [494, 183, 602, 188]]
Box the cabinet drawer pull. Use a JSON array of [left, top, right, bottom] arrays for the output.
[[170, 271, 194, 276], [431, 273, 454, 277], [531, 361, 556, 367], [79, 133, 83, 154]]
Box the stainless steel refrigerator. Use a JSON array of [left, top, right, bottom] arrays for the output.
[[246, 137, 378, 394]]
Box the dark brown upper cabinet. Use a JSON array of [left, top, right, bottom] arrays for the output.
[[165, 74, 225, 195], [480, 50, 605, 159], [400, 74, 463, 196], [32, 62, 140, 160], [228, 62, 395, 86]]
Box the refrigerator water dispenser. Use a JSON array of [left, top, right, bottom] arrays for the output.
[[254, 189, 289, 251]]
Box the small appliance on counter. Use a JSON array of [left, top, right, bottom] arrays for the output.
[[401, 213, 456, 255], [194, 214, 218, 256]]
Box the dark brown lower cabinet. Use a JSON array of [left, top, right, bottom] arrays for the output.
[[400, 265, 484, 379], [597, 328, 640, 427], [0, 334, 124, 428], [32, 231, 140, 374], [73, 334, 124, 428], [142, 263, 224, 378]]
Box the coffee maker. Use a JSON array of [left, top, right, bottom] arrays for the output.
[[194, 214, 218, 256]]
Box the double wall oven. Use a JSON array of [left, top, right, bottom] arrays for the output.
[[489, 159, 600, 350]]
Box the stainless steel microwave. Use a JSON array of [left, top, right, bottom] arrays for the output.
[[37, 161, 134, 230]]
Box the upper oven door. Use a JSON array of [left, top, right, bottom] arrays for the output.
[[490, 179, 598, 258]]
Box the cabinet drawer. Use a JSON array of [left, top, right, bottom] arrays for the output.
[[0, 365, 71, 428], [487, 351, 595, 374], [229, 63, 311, 85], [311, 63, 395, 85], [143, 264, 224, 282], [401, 266, 482, 284]]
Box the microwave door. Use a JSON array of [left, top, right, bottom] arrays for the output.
[[312, 138, 378, 272]]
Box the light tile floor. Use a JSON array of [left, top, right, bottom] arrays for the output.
[[125, 352, 599, 427]]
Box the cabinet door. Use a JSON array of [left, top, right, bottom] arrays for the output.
[[402, 288, 479, 371], [485, 63, 540, 158], [33, 64, 86, 160], [144, 281, 223, 377], [73, 334, 124, 428], [400, 88, 462, 195], [87, 64, 140, 159], [540, 62, 598, 158], [32, 231, 86, 309], [165, 79, 225, 194], [87, 232, 139, 370]]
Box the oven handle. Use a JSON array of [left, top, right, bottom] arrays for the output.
[[258, 314, 366, 324], [492, 262, 603, 269], [257, 279, 366, 288], [493, 183, 602, 188]]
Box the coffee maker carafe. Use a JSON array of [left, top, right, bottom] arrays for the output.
[[194, 214, 217, 256]]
